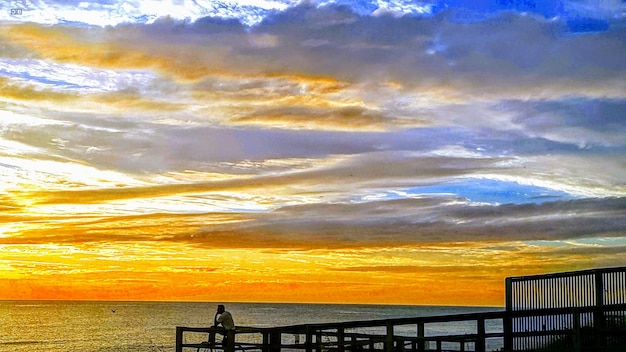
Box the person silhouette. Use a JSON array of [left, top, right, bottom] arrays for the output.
[[213, 304, 235, 346]]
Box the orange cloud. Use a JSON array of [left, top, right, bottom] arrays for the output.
[[4, 24, 215, 80], [0, 76, 74, 102], [0, 78, 183, 118]]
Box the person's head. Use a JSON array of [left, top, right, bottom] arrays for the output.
[[217, 304, 225, 313]]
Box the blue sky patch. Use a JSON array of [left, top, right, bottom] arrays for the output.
[[566, 17, 609, 33], [405, 178, 577, 205]]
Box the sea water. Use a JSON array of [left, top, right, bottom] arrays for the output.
[[0, 301, 503, 352]]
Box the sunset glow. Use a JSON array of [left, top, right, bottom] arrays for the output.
[[1, 0, 625, 306]]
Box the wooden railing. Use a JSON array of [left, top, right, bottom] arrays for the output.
[[177, 267, 626, 352], [176, 303, 626, 352]]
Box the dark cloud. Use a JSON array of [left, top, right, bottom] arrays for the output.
[[107, 4, 625, 91], [183, 197, 626, 249], [161, 127, 477, 164], [492, 98, 626, 148], [235, 5, 625, 87], [11, 151, 507, 207]]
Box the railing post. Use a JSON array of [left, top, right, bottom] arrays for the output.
[[337, 327, 345, 352], [225, 330, 235, 352], [397, 337, 405, 352], [270, 330, 282, 352], [594, 271, 606, 350], [350, 334, 357, 351], [385, 321, 394, 352], [209, 328, 216, 347], [595, 270, 605, 307], [573, 309, 581, 352], [176, 327, 184, 352], [504, 277, 513, 352], [417, 322, 425, 351], [476, 317, 486, 352], [305, 326, 313, 352], [315, 331, 322, 352], [262, 331, 269, 352]]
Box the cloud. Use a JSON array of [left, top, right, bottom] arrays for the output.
[[3, 10, 625, 138], [1, 3, 625, 304], [562, 0, 626, 20], [3, 0, 625, 29], [502, 98, 626, 148], [0, 76, 75, 103], [3, 150, 506, 206], [2, 23, 219, 80], [1, 9, 623, 211], [247, 6, 626, 95], [230, 105, 399, 131], [180, 197, 626, 249], [8, 6, 625, 98], [0, 212, 245, 245]]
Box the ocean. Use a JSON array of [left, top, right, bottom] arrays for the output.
[[0, 301, 503, 352]]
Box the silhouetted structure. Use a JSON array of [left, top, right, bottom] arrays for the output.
[[176, 266, 626, 352], [504, 266, 626, 351]]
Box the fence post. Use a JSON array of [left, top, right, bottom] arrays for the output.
[[504, 277, 513, 352], [337, 328, 345, 352], [385, 321, 394, 352], [417, 321, 425, 351], [270, 330, 281, 352], [316, 332, 322, 352], [594, 271, 606, 350], [573, 309, 581, 352], [476, 317, 486, 352], [350, 333, 357, 351], [225, 330, 235, 352], [595, 270, 605, 307], [305, 326, 313, 352], [262, 331, 270, 352], [176, 327, 184, 352]]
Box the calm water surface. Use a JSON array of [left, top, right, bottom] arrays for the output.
[[0, 301, 502, 351]]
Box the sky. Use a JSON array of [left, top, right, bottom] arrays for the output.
[[0, 0, 625, 306]]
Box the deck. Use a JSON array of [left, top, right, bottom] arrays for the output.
[[176, 266, 626, 352]]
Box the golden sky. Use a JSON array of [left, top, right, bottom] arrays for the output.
[[1, 1, 625, 306]]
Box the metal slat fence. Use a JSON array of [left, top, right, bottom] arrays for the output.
[[504, 266, 626, 351]]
